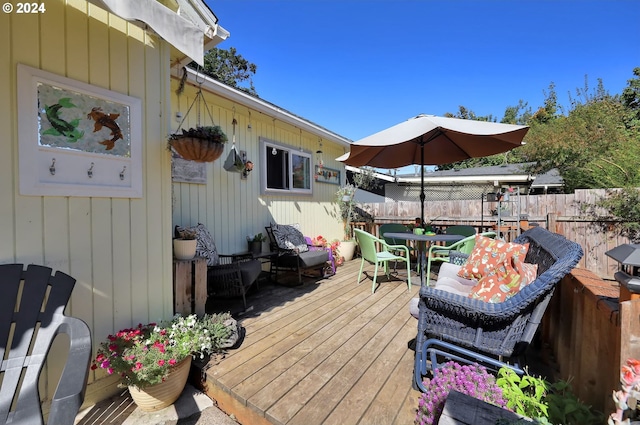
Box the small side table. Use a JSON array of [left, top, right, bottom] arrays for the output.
[[173, 257, 207, 316]]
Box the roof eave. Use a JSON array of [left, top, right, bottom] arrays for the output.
[[174, 66, 352, 148]]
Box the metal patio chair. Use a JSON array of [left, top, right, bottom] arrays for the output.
[[354, 228, 411, 294]]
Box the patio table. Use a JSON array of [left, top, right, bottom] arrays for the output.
[[383, 232, 465, 286]]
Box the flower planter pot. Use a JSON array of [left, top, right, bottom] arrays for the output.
[[173, 239, 197, 260], [128, 356, 191, 412], [169, 138, 225, 162], [248, 240, 262, 255], [339, 240, 357, 262]]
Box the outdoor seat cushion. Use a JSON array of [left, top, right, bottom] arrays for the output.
[[278, 249, 328, 268], [238, 259, 262, 288], [271, 224, 309, 253]]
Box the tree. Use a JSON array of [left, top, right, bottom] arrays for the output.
[[193, 47, 258, 96], [521, 76, 640, 191], [622, 67, 640, 129]]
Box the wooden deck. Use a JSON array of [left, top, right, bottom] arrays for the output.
[[202, 258, 421, 425]]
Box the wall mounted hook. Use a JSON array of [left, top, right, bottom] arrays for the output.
[[49, 158, 56, 176], [88, 162, 94, 178], [120, 166, 126, 181]]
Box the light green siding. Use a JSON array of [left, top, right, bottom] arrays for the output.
[[0, 0, 174, 406], [170, 78, 347, 252]]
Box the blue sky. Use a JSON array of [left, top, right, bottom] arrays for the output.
[[206, 0, 639, 144]]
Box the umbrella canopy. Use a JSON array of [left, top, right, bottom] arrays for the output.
[[337, 114, 529, 168], [337, 114, 529, 229]]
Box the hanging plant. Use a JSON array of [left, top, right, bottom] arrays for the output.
[[168, 126, 228, 163], [169, 69, 228, 162]]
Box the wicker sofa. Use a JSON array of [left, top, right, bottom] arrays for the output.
[[414, 226, 584, 391]]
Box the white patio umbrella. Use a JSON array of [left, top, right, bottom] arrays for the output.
[[337, 114, 529, 224]]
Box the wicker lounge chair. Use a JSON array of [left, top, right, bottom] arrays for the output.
[[414, 226, 583, 391], [265, 224, 329, 285]]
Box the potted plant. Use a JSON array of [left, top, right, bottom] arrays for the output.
[[91, 313, 233, 412], [335, 184, 358, 261], [168, 125, 228, 162], [247, 233, 266, 254], [173, 228, 198, 260]]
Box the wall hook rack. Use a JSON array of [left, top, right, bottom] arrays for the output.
[[88, 162, 94, 178], [49, 158, 56, 176]]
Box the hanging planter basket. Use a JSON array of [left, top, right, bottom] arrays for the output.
[[168, 126, 228, 163], [170, 70, 228, 162]]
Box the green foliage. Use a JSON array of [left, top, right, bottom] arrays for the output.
[[622, 67, 640, 129], [521, 94, 640, 191], [496, 367, 603, 425], [248, 233, 267, 242], [582, 187, 640, 243], [169, 125, 228, 143], [91, 313, 233, 389], [195, 47, 258, 96], [496, 368, 549, 421], [437, 68, 640, 192]]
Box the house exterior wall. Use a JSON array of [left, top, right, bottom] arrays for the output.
[[1, 0, 174, 406], [170, 78, 347, 251]]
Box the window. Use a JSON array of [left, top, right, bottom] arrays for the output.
[[260, 138, 312, 195]]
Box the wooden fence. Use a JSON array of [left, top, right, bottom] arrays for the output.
[[360, 188, 630, 280]]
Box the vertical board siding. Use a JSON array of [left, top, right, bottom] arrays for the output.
[[2, 0, 173, 405], [170, 79, 347, 254]]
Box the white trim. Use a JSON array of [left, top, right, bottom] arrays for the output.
[[397, 174, 535, 184], [17, 64, 143, 198], [259, 138, 313, 196]]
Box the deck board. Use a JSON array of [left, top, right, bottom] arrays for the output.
[[204, 259, 421, 425]]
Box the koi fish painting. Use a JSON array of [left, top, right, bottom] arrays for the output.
[[37, 83, 131, 157], [87, 107, 123, 151]]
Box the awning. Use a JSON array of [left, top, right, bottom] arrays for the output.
[[89, 0, 229, 66]]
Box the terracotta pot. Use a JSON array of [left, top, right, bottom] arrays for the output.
[[128, 356, 191, 412], [173, 239, 197, 260]]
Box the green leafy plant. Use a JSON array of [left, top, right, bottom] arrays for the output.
[[91, 313, 232, 389], [496, 367, 602, 425], [496, 367, 549, 421], [169, 125, 228, 143], [247, 233, 267, 243]]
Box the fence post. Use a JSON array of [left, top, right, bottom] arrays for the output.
[[547, 213, 558, 232]]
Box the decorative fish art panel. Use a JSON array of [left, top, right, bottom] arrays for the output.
[[37, 83, 131, 157]]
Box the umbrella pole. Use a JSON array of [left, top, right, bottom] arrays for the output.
[[420, 142, 425, 285]]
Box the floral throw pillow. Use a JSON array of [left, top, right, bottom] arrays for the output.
[[272, 224, 309, 253], [176, 223, 219, 266], [457, 235, 529, 281], [468, 259, 523, 303]]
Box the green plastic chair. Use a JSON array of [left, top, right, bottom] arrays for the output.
[[379, 223, 418, 267], [426, 231, 497, 286], [354, 228, 412, 294]]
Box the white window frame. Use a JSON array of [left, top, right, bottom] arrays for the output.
[[260, 137, 313, 195]]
